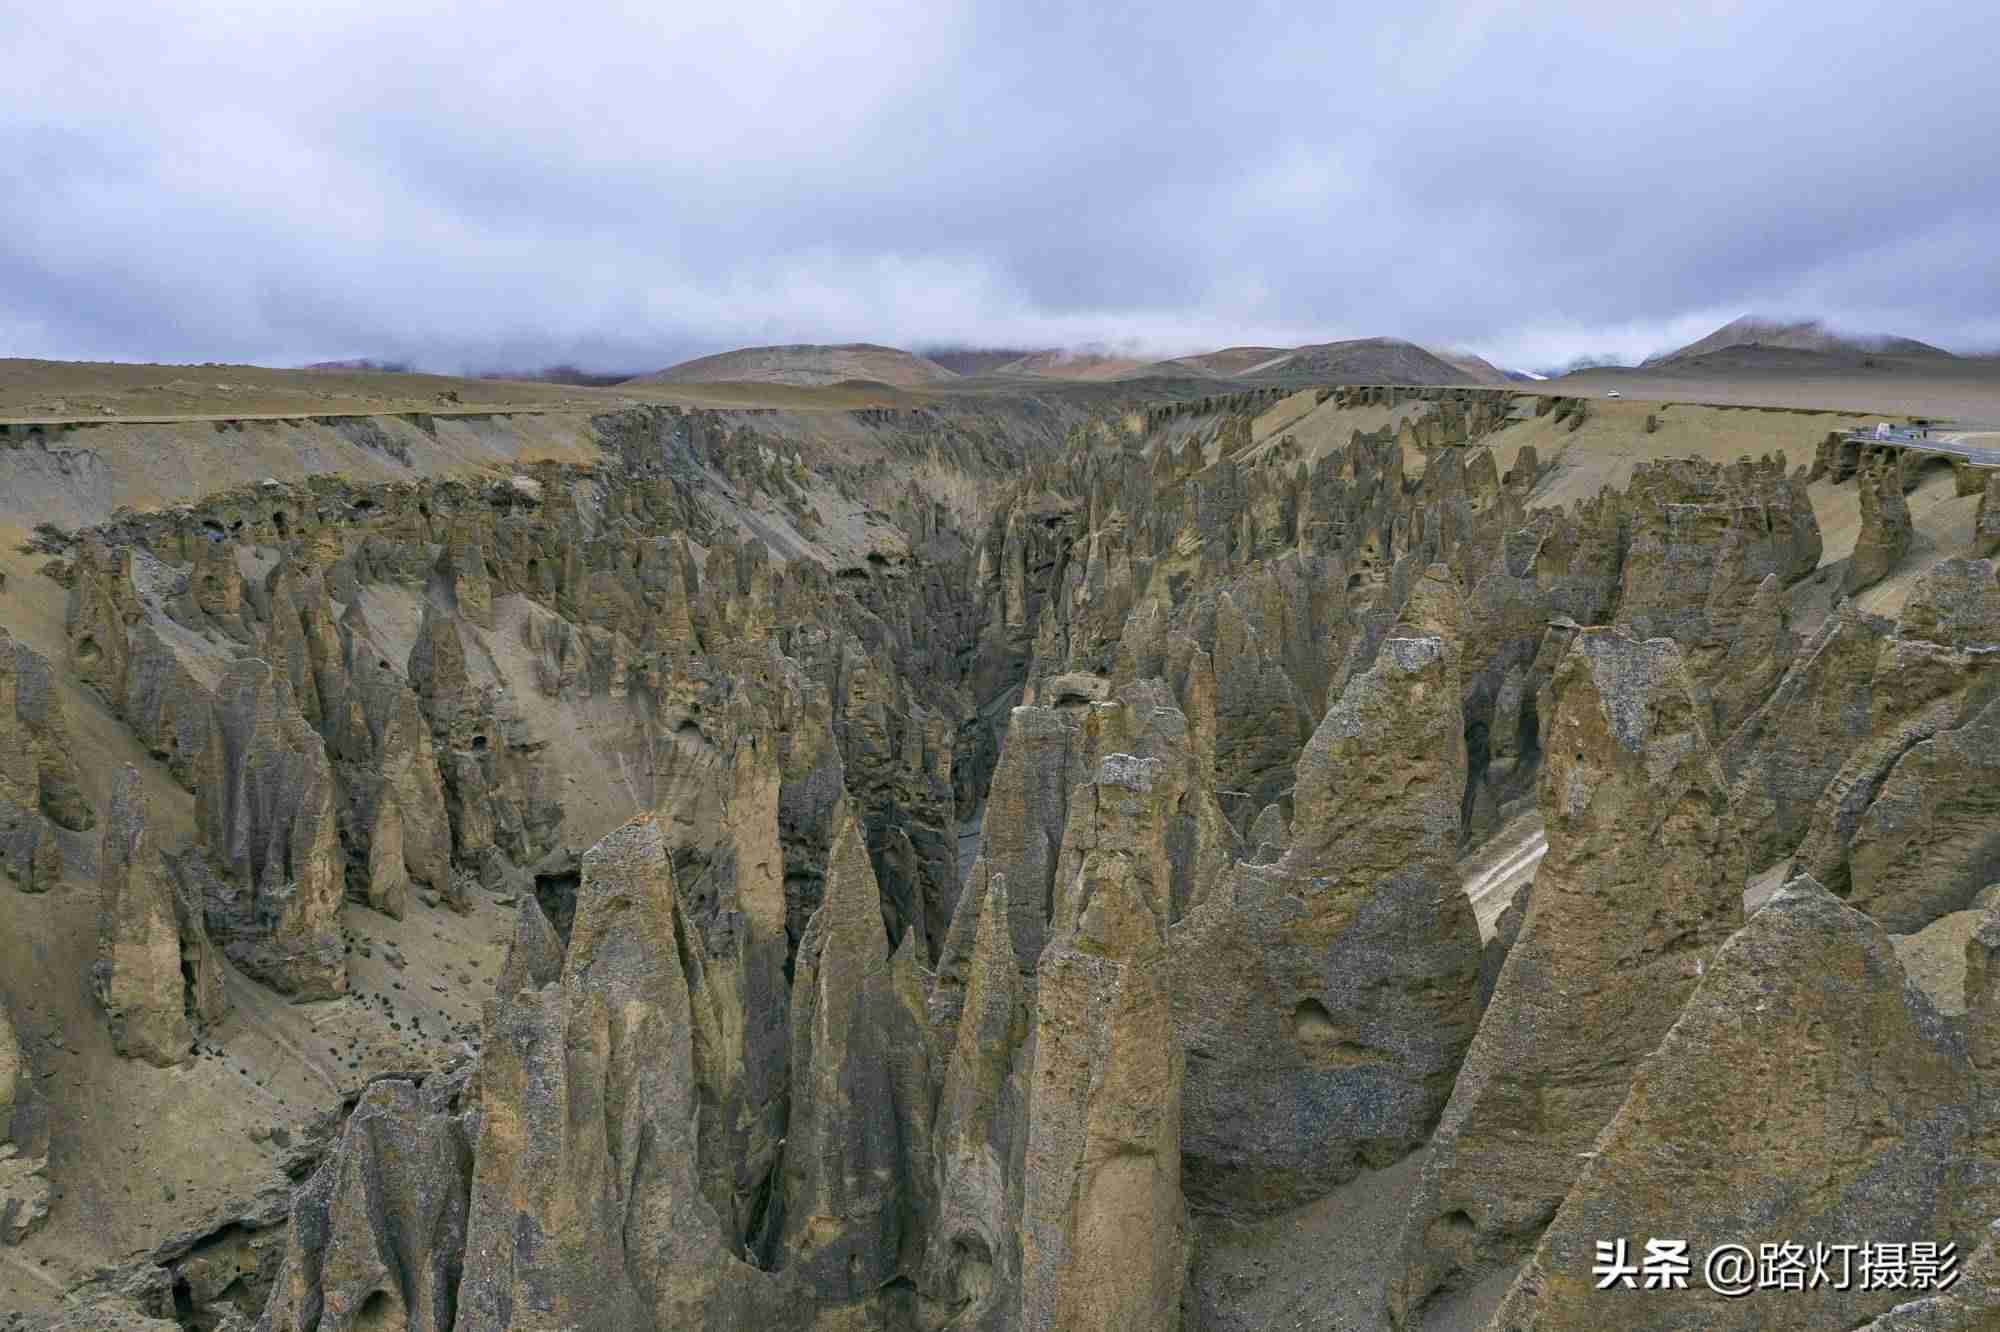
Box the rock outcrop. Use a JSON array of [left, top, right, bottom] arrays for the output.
[[1173, 571, 1482, 1217], [22, 383, 2000, 1332], [0, 996, 50, 1245], [1787, 558, 2000, 920], [1489, 877, 1972, 1331], [1840, 691, 2000, 933], [777, 801, 936, 1300], [457, 815, 778, 1331], [1978, 471, 2000, 559], [94, 766, 225, 1065], [193, 658, 345, 998], [257, 1069, 475, 1332], [1389, 629, 1741, 1326], [1848, 453, 1915, 594], [925, 870, 1030, 1331], [1855, 1224, 2000, 1330], [1020, 753, 1187, 1332], [0, 628, 91, 893]]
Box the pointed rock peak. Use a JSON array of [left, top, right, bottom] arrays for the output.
[[1247, 802, 1289, 863], [495, 893, 565, 999], [106, 762, 145, 849], [573, 814, 671, 926], [96, 763, 194, 1066], [822, 800, 890, 965], [1393, 562, 1464, 644], [1490, 866, 1966, 1332], [407, 599, 468, 699], [891, 923, 924, 971], [1557, 627, 1708, 758]]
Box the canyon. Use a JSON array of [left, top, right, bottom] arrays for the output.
[[0, 369, 1996, 1331]]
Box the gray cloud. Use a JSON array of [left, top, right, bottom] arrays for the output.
[[4, 0, 1996, 373]]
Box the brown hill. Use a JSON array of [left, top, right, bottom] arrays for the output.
[[1645, 316, 1951, 367], [1244, 337, 1479, 385], [1129, 346, 1294, 379], [920, 347, 1041, 377], [633, 342, 961, 389], [990, 348, 1153, 380], [1433, 349, 1519, 386]]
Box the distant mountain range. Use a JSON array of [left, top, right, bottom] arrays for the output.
[[641, 337, 1532, 388], [309, 315, 1963, 394]]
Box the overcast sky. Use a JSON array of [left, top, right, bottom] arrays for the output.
[[5, 0, 1997, 373]]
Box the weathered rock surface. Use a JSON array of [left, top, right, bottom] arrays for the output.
[[1855, 1223, 2000, 1330], [1172, 573, 1481, 1218], [1978, 471, 2000, 559], [1848, 453, 1915, 593], [1388, 629, 1741, 1326], [257, 1069, 474, 1332], [194, 658, 346, 998], [1788, 558, 2000, 917], [94, 766, 215, 1065], [925, 870, 1030, 1331], [1489, 877, 1972, 1332], [1020, 754, 1186, 1332], [0, 628, 91, 893], [21, 385, 2000, 1332], [1477, 876, 1530, 1012], [1, 996, 50, 1245], [1617, 457, 1820, 676], [1842, 691, 2000, 933], [778, 801, 936, 1300], [1722, 600, 1895, 865], [457, 815, 778, 1331]]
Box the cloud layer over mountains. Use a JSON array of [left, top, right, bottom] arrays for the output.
[[5, 0, 1997, 371]]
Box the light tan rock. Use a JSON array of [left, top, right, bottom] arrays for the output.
[[1020, 754, 1186, 1332], [94, 766, 193, 1065], [457, 815, 778, 1331], [926, 870, 1030, 1331], [1844, 691, 2000, 932], [0, 997, 49, 1245], [1848, 454, 1915, 594]]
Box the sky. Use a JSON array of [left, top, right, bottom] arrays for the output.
[[4, 0, 1997, 374]]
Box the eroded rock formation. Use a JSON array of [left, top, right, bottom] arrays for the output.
[[1173, 569, 1481, 1217], [1848, 453, 1915, 594], [193, 658, 346, 998], [16, 384, 2000, 1332], [94, 765, 225, 1065], [1020, 753, 1187, 1332], [0, 628, 91, 893], [1388, 629, 1741, 1326], [0, 995, 50, 1245], [1491, 876, 1973, 1330], [258, 1070, 474, 1332]]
